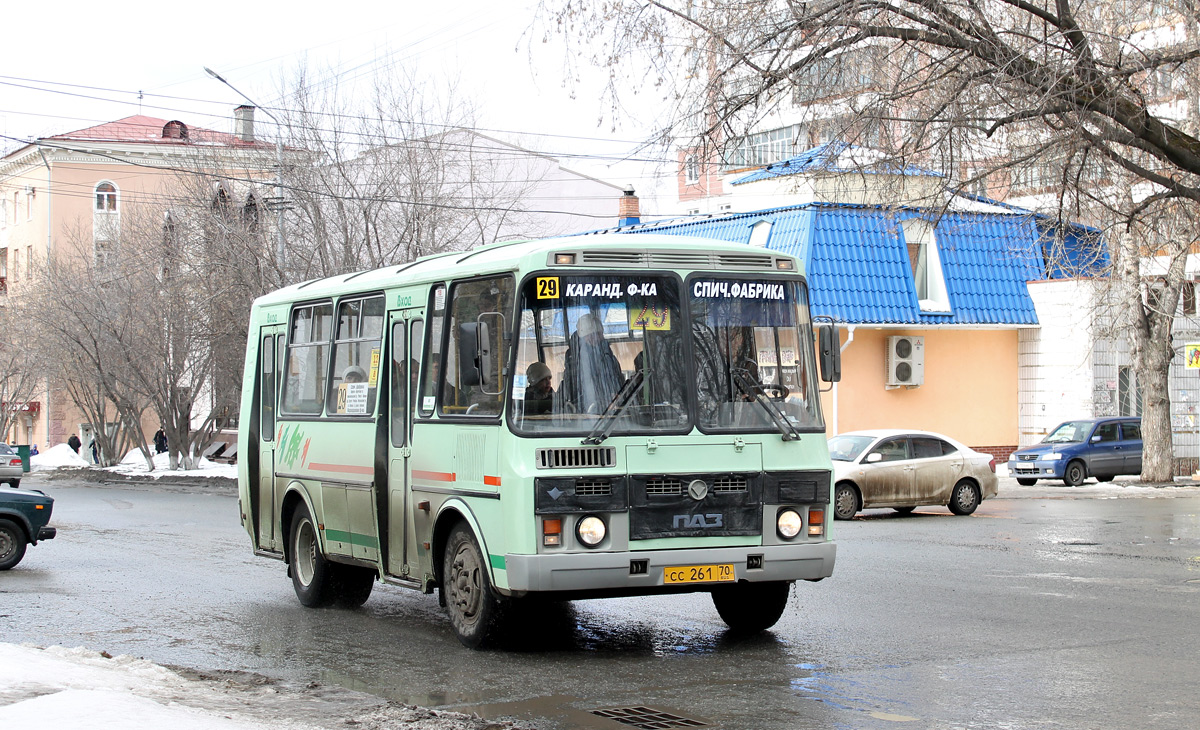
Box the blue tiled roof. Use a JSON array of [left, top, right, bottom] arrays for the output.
[[731, 142, 941, 185], [607, 203, 1055, 326]]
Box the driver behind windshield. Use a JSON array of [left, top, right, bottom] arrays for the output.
[[524, 361, 555, 416]]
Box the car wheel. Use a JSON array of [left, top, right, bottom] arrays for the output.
[[833, 482, 859, 520], [1016, 478, 1037, 486], [1095, 475, 1114, 483], [332, 564, 376, 608], [948, 480, 980, 515], [893, 506, 916, 515], [442, 523, 507, 649], [1063, 460, 1086, 487], [289, 503, 335, 607], [0, 518, 28, 571], [711, 581, 791, 634], [7, 479, 19, 489]]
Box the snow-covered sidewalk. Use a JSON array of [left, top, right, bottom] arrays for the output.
[[0, 643, 523, 730], [30, 443, 237, 481]]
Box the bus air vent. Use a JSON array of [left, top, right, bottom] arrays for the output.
[[535, 446, 616, 469], [575, 479, 612, 496], [715, 253, 776, 269], [580, 251, 647, 266], [712, 475, 748, 493], [645, 477, 682, 495]]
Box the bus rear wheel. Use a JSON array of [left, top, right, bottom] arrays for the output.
[[442, 523, 506, 649], [711, 581, 791, 634], [289, 503, 335, 608]]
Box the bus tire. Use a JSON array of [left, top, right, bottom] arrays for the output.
[[442, 523, 505, 649], [332, 565, 376, 608], [0, 518, 27, 571], [711, 581, 790, 634], [289, 503, 335, 608]]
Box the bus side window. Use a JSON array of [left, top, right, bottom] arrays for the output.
[[282, 302, 334, 415], [409, 318, 424, 422], [441, 276, 515, 417], [260, 334, 275, 440], [418, 286, 444, 418], [327, 295, 385, 416], [390, 322, 406, 447]]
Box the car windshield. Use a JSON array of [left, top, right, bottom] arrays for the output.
[[1042, 421, 1093, 443], [0, 444, 14, 455], [510, 274, 689, 435], [827, 435, 876, 461], [689, 277, 823, 434]]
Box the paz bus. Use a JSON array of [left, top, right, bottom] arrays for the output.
[[237, 233, 841, 647]]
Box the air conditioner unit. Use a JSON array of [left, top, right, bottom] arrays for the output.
[[886, 335, 924, 387]]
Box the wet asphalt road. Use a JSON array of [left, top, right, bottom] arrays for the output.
[[2, 474, 1199, 730]]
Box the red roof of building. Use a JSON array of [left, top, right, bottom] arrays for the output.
[[44, 114, 263, 148]]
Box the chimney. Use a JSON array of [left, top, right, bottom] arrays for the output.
[[234, 105, 255, 142], [618, 185, 640, 226]]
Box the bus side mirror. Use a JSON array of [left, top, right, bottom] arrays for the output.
[[819, 324, 841, 383], [458, 321, 491, 387]]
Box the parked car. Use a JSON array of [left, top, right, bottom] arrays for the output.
[[0, 443, 23, 488], [1007, 417, 1142, 486], [0, 487, 56, 570], [828, 429, 999, 520]]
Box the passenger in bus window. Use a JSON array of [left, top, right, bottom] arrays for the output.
[[524, 361, 555, 416], [559, 313, 623, 414], [343, 365, 367, 383]]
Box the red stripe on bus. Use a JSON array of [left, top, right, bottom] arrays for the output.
[[412, 470, 456, 482], [483, 475, 501, 486], [308, 463, 374, 475]]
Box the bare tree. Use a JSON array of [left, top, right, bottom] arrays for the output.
[[0, 304, 45, 443], [540, 0, 1200, 480]]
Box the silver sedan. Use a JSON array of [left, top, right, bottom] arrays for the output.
[[0, 444, 23, 488], [828, 429, 999, 519]]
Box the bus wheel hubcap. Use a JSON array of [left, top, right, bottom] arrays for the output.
[[449, 546, 482, 621], [296, 521, 316, 586]]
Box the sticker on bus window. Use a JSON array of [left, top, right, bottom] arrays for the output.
[[632, 304, 671, 331], [423, 396, 436, 411], [536, 277, 560, 299], [338, 383, 370, 414], [368, 349, 381, 387]]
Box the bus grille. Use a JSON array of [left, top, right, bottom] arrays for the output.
[[575, 479, 612, 496], [536, 446, 616, 469], [645, 477, 682, 495], [712, 475, 748, 493]]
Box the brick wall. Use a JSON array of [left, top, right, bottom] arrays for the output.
[[970, 445, 1016, 462]]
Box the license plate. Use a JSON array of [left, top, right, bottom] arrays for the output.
[[663, 563, 735, 585]]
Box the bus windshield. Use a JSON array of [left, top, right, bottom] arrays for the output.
[[689, 277, 823, 433], [510, 274, 690, 435]]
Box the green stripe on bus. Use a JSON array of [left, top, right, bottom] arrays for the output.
[[323, 529, 379, 549], [489, 554, 506, 570]]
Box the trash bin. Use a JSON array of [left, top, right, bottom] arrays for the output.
[[16, 445, 31, 473]]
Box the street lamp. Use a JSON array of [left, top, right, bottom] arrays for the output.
[[203, 66, 286, 266]]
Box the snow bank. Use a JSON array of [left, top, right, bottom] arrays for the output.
[[108, 450, 237, 480], [30, 443, 90, 470], [0, 644, 269, 729]]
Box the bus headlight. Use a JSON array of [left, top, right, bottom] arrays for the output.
[[576, 515, 606, 547], [777, 509, 803, 539]]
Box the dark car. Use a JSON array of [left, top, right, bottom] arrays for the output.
[[0, 488, 57, 570], [1007, 418, 1142, 486]]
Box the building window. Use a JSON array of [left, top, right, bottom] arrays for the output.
[[1, 197, 7, 226], [11, 249, 18, 282], [95, 182, 118, 212], [26, 189, 33, 221], [748, 220, 773, 248], [724, 124, 802, 170], [902, 219, 950, 312], [1183, 280, 1197, 315], [0, 247, 7, 279], [1118, 366, 1142, 417], [684, 155, 700, 184], [13, 192, 19, 224], [25, 246, 32, 280]]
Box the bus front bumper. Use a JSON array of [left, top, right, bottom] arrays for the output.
[[502, 542, 836, 593]]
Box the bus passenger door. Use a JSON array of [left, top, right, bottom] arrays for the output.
[[385, 314, 422, 578], [257, 326, 286, 551]]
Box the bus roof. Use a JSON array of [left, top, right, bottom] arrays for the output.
[[253, 233, 802, 307]]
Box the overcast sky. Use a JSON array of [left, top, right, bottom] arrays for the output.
[[0, 0, 672, 204]]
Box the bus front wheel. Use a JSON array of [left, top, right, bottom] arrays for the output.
[[289, 503, 335, 608], [711, 581, 790, 634], [442, 523, 505, 649]]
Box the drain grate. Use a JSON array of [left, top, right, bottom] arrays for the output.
[[591, 706, 708, 729]]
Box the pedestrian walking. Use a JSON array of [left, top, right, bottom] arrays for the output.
[[153, 428, 168, 455], [89, 437, 98, 465], [68, 434, 81, 454]]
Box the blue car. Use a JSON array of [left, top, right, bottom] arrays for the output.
[[1007, 418, 1142, 486]]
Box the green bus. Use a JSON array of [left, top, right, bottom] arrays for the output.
[[237, 233, 841, 647]]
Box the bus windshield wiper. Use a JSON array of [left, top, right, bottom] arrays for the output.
[[582, 371, 645, 445], [731, 369, 802, 442]]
